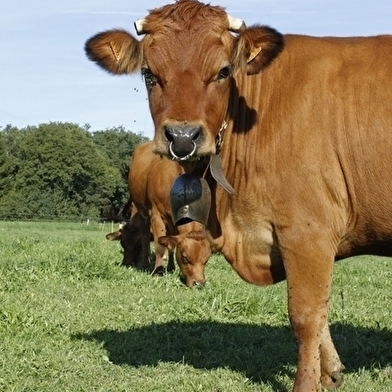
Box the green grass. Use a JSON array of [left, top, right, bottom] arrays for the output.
[[0, 221, 391, 391]]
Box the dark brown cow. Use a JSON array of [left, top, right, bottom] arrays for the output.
[[105, 204, 143, 267], [85, 1, 392, 390], [127, 141, 211, 287]]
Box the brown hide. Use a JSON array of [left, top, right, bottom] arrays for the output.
[[128, 141, 211, 286], [85, 1, 392, 390]]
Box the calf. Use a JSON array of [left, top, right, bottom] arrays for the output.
[[159, 221, 211, 288]]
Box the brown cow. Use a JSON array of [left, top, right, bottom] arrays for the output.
[[127, 141, 211, 287], [158, 220, 212, 288], [85, 1, 392, 390]]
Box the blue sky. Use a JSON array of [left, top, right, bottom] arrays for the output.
[[1, 1, 392, 139]]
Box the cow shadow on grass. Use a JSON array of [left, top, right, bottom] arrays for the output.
[[73, 321, 392, 391]]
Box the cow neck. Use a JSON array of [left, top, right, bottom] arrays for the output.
[[209, 155, 236, 195], [190, 121, 236, 195], [215, 120, 227, 155], [211, 120, 236, 195]]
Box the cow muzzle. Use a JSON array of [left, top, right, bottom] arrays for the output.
[[193, 279, 206, 289], [181, 275, 206, 289], [164, 125, 202, 161]]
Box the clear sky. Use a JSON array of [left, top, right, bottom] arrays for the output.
[[1, 1, 392, 139]]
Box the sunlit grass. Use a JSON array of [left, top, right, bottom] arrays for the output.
[[0, 221, 391, 391]]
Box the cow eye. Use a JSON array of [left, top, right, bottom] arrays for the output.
[[218, 65, 232, 79], [142, 68, 157, 87], [181, 255, 189, 265]]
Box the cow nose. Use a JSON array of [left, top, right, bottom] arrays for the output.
[[164, 125, 202, 160], [193, 280, 206, 289]]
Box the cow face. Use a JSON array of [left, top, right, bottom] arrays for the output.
[[159, 221, 211, 288], [85, 0, 284, 161]]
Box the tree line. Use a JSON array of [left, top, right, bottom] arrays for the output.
[[0, 122, 148, 221]]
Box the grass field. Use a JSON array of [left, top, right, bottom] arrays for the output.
[[0, 221, 391, 392]]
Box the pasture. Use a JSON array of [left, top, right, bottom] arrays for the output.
[[0, 221, 391, 391]]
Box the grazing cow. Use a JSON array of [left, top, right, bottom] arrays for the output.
[[158, 220, 211, 287], [127, 141, 211, 287], [85, 1, 392, 390], [105, 204, 143, 268]]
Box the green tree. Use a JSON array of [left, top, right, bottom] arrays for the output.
[[0, 122, 120, 220], [0, 125, 24, 198], [92, 126, 149, 217], [92, 125, 148, 170]]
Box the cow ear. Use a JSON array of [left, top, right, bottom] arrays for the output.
[[234, 25, 284, 75], [106, 231, 121, 241], [85, 29, 142, 75], [158, 236, 178, 251]]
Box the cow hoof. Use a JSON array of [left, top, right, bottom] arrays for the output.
[[152, 266, 165, 277], [121, 262, 135, 268], [321, 370, 344, 390]]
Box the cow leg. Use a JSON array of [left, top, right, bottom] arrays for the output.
[[166, 249, 175, 273], [294, 309, 344, 391], [139, 215, 152, 271], [150, 210, 167, 276], [282, 244, 337, 392], [151, 241, 167, 276], [320, 323, 345, 389]]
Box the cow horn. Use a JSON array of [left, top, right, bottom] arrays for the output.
[[134, 18, 146, 35], [135, 15, 243, 34], [227, 15, 246, 32]]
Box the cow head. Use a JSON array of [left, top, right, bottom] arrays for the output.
[[158, 221, 211, 288], [85, 0, 284, 162]]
